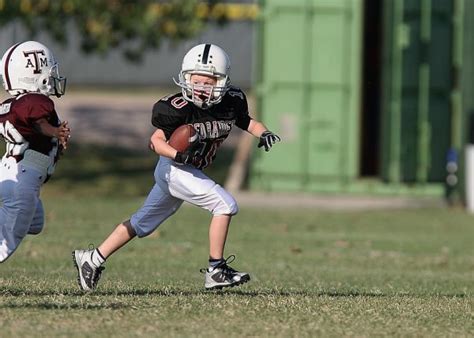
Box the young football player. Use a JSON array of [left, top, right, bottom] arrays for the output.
[[73, 43, 280, 291], [0, 41, 70, 262]]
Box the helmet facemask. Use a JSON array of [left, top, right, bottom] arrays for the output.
[[36, 64, 67, 97], [175, 70, 229, 109], [47, 64, 67, 97]]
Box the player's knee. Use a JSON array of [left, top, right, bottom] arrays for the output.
[[227, 198, 239, 215], [214, 201, 238, 216], [135, 227, 154, 238], [212, 185, 239, 215], [130, 218, 163, 238], [27, 224, 44, 235], [27, 212, 45, 235], [27, 218, 45, 236]]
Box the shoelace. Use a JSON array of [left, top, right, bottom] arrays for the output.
[[93, 266, 105, 286], [200, 255, 238, 275]]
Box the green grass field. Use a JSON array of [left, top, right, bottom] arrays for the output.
[[0, 194, 473, 337], [0, 145, 473, 337]]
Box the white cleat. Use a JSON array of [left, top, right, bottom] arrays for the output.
[[201, 255, 250, 290], [72, 249, 104, 291]]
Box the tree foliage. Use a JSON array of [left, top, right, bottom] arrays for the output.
[[0, 0, 221, 61]]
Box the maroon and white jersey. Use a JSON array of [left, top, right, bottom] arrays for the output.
[[152, 86, 252, 169], [0, 93, 60, 159]]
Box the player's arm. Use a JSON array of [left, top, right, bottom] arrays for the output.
[[149, 128, 201, 165], [231, 88, 280, 151], [246, 119, 281, 152], [246, 119, 268, 138], [149, 128, 178, 159], [35, 118, 71, 149]]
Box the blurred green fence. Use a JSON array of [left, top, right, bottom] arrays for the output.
[[250, 0, 466, 198]]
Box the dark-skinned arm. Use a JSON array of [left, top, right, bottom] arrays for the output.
[[35, 118, 71, 149]]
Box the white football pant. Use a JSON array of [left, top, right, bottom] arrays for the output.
[[130, 157, 238, 237], [0, 156, 46, 263]]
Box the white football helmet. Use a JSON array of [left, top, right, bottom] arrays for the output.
[[174, 43, 230, 109], [0, 40, 66, 97]]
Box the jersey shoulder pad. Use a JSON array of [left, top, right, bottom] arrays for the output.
[[153, 93, 192, 116], [19, 93, 54, 109], [13, 93, 55, 121], [0, 98, 14, 116], [225, 86, 247, 101], [222, 86, 248, 112]]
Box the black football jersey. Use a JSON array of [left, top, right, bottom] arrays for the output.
[[152, 86, 252, 169]]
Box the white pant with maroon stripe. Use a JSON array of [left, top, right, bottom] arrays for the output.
[[130, 157, 238, 238], [0, 156, 46, 263]]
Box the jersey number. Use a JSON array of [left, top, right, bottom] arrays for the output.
[[171, 97, 188, 109], [0, 120, 29, 156], [193, 137, 225, 168], [228, 90, 244, 100]]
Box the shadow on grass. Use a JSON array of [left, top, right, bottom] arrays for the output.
[[0, 288, 468, 310], [47, 142, 235, 197], [0, 301, 129, 310], [0, 286, 468, 300]]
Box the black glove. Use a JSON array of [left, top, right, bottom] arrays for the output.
[[257, 131, 281, 152], [174, 149, 202, 167]]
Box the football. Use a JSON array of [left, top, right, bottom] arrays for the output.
[[169, 124, 199, 152]]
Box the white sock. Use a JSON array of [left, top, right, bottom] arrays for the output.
[[91, 249, 105, 267]]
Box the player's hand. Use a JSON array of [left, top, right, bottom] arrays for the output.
[[258, 131, 281, 152], [174, 149, 202, 167], [56, 121, 71, 150]]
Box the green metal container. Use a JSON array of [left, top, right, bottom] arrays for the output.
[[252, 0, 363, 192], [381, 0, 458, 184], [251, 0, 463, 196]]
